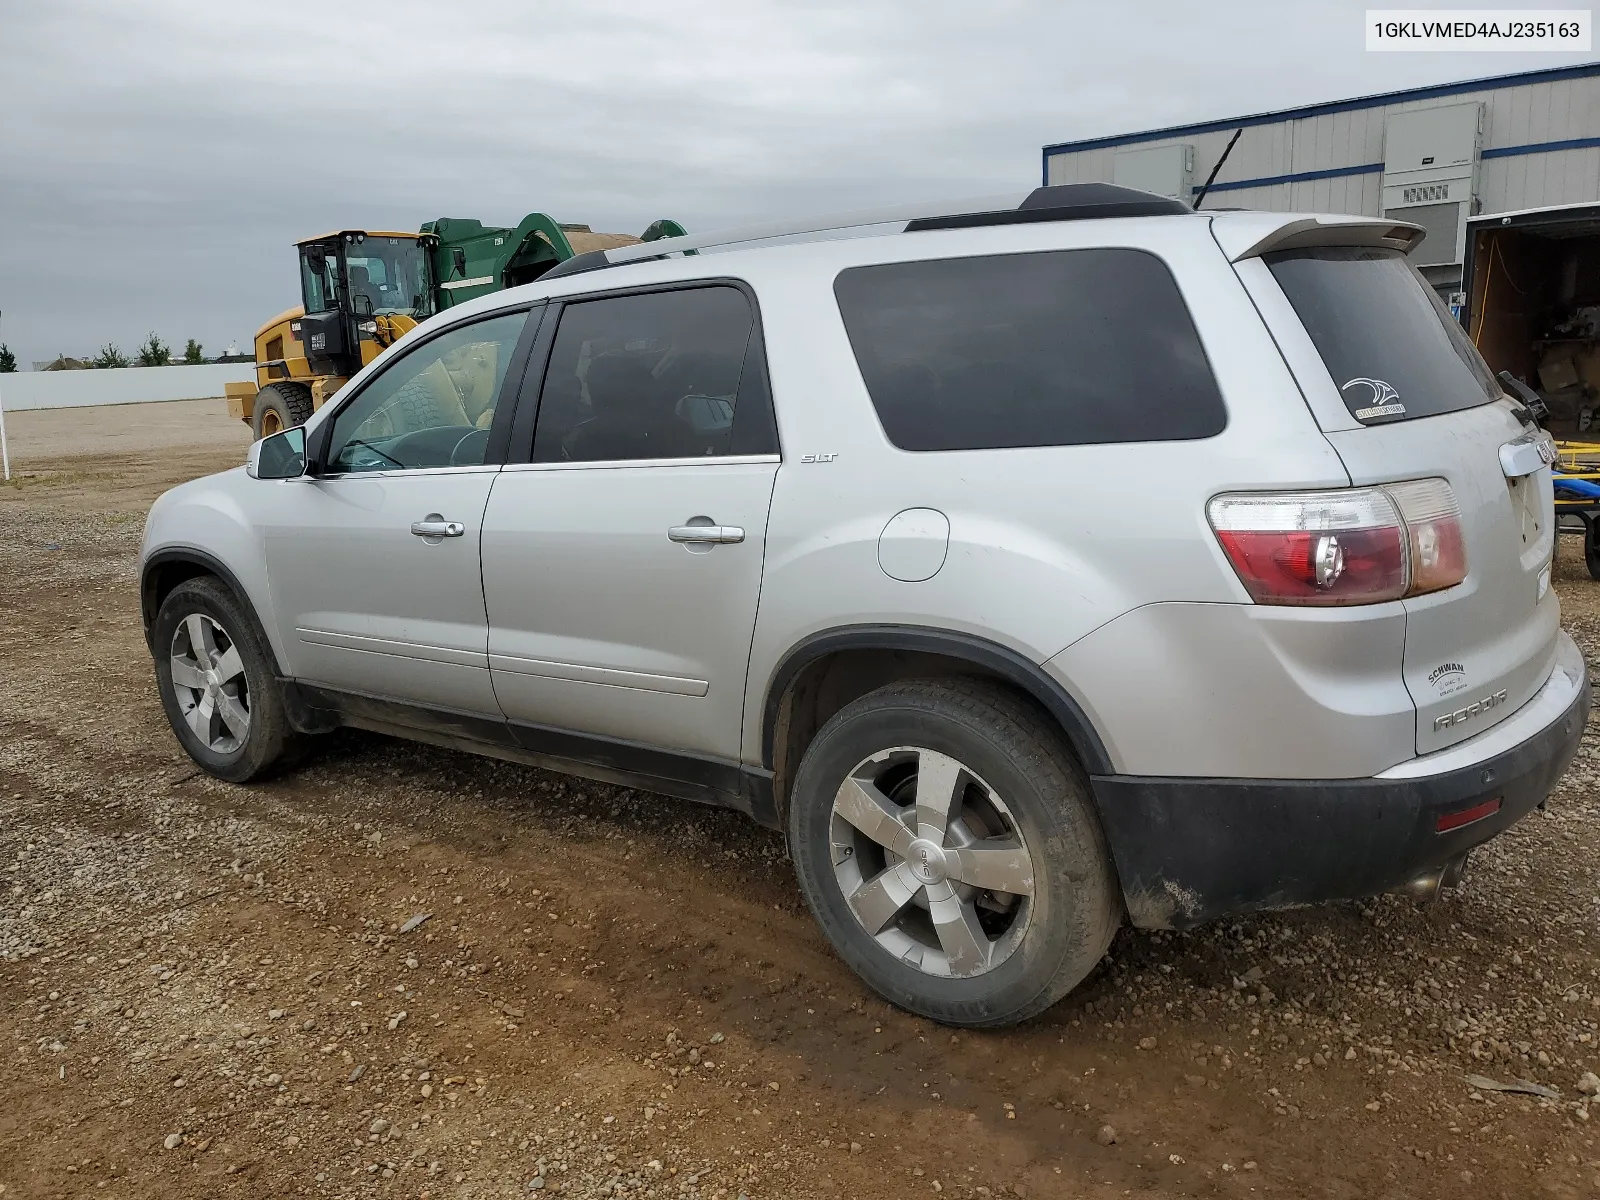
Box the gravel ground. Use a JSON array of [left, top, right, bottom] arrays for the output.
[[4, 401, 1600, 1199]]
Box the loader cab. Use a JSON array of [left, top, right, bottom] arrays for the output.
[[297, 231, 439, 378]]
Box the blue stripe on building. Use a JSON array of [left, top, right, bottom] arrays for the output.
[[1172, 135, 1600, 196], [1042, 62, 1600, 159], [1480, 135, 1600, 159], [1192, 163, 1385, 194]]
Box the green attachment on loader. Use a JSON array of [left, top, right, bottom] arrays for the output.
[[420, 213, 691, 310], [423, 213, 574, 310], [641, 219, 688, 241]]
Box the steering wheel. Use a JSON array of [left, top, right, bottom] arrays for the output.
[[450, 427, 491, 467]]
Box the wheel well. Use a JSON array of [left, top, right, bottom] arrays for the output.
[[141, 559, 216, 643], [767, 645, 1099, 822], [140, 553, 257, 653]]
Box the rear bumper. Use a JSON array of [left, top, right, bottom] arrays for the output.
[[1093, 632, 1590, 930]]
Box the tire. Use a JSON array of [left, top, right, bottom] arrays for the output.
[[1585, 520, 1600, 582], [788, 678, 1120, 1028], [152, 576, 303, 783], [389, 370, 467, 431], [252, 382, 314, 440]]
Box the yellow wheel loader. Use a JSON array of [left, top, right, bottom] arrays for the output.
[[228, 215, 685, 438]]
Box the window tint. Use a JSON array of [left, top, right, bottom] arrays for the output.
[[532, 287, 758, 463], [833, 249, 1225, 451], [325, 311, 528, 473], [1266, 247, 1497, 425]]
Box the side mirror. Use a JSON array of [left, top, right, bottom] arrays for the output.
[[248, 426, 307, 479], [304, 247, 327, 276], [452, 247, 467, 278]]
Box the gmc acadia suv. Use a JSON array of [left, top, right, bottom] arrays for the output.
[[139, 184, 1589, 1028]]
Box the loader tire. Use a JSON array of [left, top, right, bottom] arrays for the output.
[[252, 382, 314, 440]]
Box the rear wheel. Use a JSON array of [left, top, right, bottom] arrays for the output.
[[252, 382, 314, 440], [152, 577, 302, 782], [787, 679, 1120, 1027]]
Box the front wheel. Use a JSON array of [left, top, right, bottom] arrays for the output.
[[152, 577, 302, 782], [788, 679, 1120, 1028]]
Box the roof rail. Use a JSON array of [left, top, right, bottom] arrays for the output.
[[540, 184, 1191, 281]]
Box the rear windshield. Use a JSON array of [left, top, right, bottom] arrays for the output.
[[834, 248, 1226, 451], [1265, 247, 1498, 425]]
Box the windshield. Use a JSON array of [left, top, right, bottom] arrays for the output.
[[345, 237, 434, 318], [1265, 247, 1498, 426], [299, 237, 435, 320]]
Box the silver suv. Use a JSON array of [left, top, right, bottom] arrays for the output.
[[140, 184, 1589, 1028]]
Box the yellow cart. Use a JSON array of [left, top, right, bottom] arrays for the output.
[[1553, 440, 1600, 580]]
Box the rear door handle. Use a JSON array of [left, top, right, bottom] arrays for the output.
[[668, 524, 745, 545], [411, 517, 465, 538]]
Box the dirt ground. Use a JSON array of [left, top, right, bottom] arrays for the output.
[[6, 400, 1600, 1200]]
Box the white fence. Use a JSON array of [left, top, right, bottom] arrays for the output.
[[0, 364, 254, 412]]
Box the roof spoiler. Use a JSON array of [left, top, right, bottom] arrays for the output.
[[1217, 215, 1426, 262]]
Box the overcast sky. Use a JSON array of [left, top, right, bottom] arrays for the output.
[[0, 0, 1590, 368]]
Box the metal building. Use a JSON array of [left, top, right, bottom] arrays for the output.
[[1042, 63, 1600, 297]]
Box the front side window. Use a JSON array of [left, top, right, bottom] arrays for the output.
[[1265, 247, 1497, 425], [532, 287, 758, 463], [834, 248, 1226, 451], [325, 311, 528, 473]]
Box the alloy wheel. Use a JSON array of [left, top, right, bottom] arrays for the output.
[[829, 747, 1035, 978], [169, 613, 251, 753]]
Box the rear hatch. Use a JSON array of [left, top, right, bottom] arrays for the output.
[[1253, 242, 1559, 754]]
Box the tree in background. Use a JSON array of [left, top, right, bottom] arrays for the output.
[[0, 344, 16, 373], [93, 344, 130, 369], [136, 332, 171, 367], [182, 338, 204, 365]]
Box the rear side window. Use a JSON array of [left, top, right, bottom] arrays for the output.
[[1265, 247, 1498, 425], [833, 248, 1226, 451], [532, 286, 769, 463]]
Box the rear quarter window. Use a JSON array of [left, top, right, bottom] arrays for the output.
[[1265, 247, 1498, 425], [833, 248, 1227, 451]]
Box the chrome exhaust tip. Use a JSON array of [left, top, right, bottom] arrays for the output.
[[1397, 852, 1470, 902], [1400, 867, 1446, 901]]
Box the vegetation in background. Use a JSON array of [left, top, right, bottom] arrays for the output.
[[93, 344, 130, 369], [0, 344, 15, 373], [136, 333, 171, 367], [182, 339, 204, 364]]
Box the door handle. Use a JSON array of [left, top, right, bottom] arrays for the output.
[[668, 524, 745, 545], [411, 517, 465, 538]]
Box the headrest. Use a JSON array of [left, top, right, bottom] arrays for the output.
[[585, 353, 656, 412]]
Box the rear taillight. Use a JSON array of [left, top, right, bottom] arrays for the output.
[[1208, 480, 1466, 606], [1386, 478, 1467, 597], [1209, 490, 1406, 605]]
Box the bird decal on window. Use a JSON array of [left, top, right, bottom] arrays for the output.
[[1341, 377, 1406, 420]]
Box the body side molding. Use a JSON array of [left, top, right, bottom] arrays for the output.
[[287, 682, 779, 828]]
